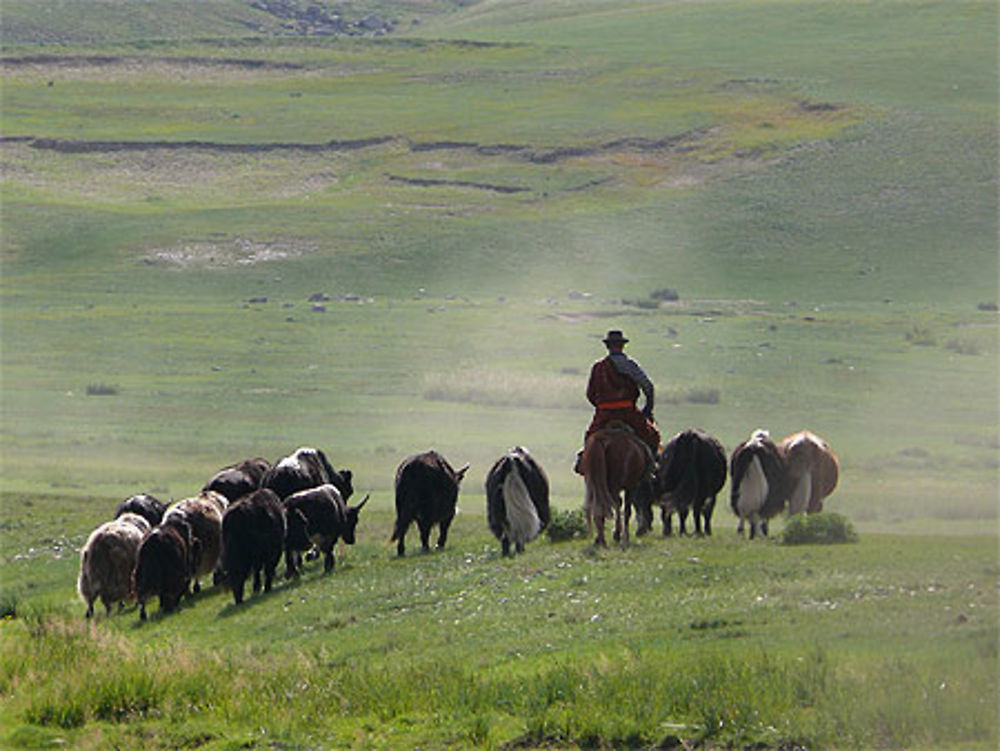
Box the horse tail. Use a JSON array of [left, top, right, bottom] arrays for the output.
[[503, 464, 541, 546], [583, 438, 613, 525]]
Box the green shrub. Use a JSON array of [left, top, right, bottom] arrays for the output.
[[546, 508, 588, 542], [781, 513, 858, 545]]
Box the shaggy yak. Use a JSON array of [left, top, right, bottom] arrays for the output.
[[729, 429, 787, 538], [778, 430, 839, 514], [77, 512, 151, 618], [114, 493, 166, 527], [263, 447, 353, 501], [284, 484, 368, 577], [161, 491, 228, 593], [485, 446, 550, 556], [133, 516, 196, 621], [219, 488, 286, 605], [203, 457, 272, 503], [638, 428, 727, 537]]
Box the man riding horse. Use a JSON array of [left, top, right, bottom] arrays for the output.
[[576, 330, 661, 473]]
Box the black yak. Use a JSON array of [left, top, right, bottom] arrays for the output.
[[391, 450, 468, 556], [114, 493, 166, 527], [203, 457, 271, 503], [219, 488, 286, 604], [133, 517, 196, 621], [639, 428, 727, 536], [263, 447, 353, 501], [284, 484, 368, 577]]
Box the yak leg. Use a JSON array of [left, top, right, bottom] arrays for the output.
[[231, 571, 246, 605], [501, 536, 512, 557], [263, 555, 278, 593], [703, 496, 716, 536], [322, 539, 336, 572], [394, 516, 411, 557], [662, 508, 673, 536], [437, 514, 454, 550], [417, 518, 433, 553], [284, 548, 300, 579]]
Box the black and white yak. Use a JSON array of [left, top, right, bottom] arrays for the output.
[[485, 446, 551, 556], [729, 429, 786, 538]]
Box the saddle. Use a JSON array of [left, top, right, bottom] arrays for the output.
[[597, 421, 657, 479]]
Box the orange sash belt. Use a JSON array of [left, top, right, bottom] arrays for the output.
[[597, 400, 635, 410]]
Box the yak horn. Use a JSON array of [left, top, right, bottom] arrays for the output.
[[354, 494, 370, 511]]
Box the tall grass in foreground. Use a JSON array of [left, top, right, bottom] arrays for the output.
[[3, 614, 995, 749]]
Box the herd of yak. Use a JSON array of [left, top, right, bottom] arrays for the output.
[[76, 427, 838, 621]]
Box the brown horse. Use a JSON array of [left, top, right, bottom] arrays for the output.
[[582, 424, 652, 547]]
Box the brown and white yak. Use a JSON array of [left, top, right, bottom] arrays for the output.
[[778, 430, 839, 514]]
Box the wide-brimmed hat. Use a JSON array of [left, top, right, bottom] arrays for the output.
[[602, 330, 629, 345]]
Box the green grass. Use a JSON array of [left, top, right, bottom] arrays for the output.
[[1, 498, 997, 749]]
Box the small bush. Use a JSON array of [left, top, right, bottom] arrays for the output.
[[86, 383, 119, 396], [781, 513, 858, 545], [650, 287, 680, 301], [547, 508, 588, 542]]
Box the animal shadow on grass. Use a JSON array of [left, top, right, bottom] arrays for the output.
[[129, 586, 215, 628], [217, 574, 304, 619]]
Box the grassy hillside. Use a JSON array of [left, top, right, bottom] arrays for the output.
[[1, 496, 997, 750]]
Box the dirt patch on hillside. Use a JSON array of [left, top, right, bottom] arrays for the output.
[[1, 140, 345, 202], [22, 135, 392, 155], [142, 236, 318, 269], [0, 54, 318, 83]]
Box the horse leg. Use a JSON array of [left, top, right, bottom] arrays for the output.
[[617, 495, 631, 544], [593, 510, 607, 547]]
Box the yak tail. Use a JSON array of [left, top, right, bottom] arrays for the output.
[[787, 469, 812, 515], [503, 465, 541, 546]]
